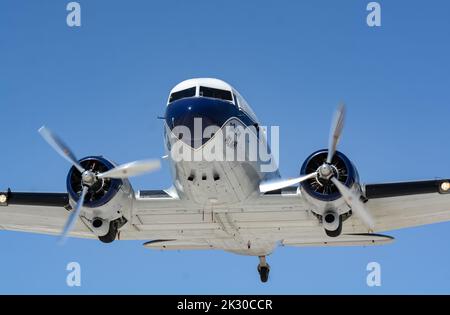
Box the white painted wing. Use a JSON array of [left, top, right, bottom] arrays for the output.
[[3, 179, 450, 251], [0, 203, 95, 238], [0, 190, 187, 240], [362, 193, 450, 232], [131, 188, 397, 252], [346, 179, 450, 233]]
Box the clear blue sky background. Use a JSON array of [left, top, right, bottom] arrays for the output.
[[1, 0, 450, 294]]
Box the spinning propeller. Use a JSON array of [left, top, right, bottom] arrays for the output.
[[38, 126, 161, 243], [259, 105, 374, 230]]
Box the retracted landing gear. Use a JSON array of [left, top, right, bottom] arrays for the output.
[[98, 217, 127, 244], [257, 256, 270, 283], [324, 214, 343, 237], [98, 221, 118, 243]]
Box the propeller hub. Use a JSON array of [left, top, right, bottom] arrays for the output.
[[318, 163, 334, 180], [81, 170, 97, 187]]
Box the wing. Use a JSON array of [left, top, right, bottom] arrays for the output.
[[131, 187, 400, 252], [3, 179, 450, 251], [129, 180, 450, 250], [128, 187, 400, 254], [0, 190, 94, 238], [0, 189, 189, 240], [360, 179, 450, 232], [1, 188, 227, 244], [252, 179, 450, 249], [272, 179, 450, 239]]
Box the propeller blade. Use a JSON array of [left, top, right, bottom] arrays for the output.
[[330, 177, 374, 229], [259, 172, 318, 193], [327, 104, 346, 164], [59, 185, 88, 244], [38, 126, 85, 173], [97, 159, 161, 179]]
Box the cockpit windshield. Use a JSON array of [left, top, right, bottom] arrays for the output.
[[199, 86, 233, 102], [168, 85, 234, 105], [169, 87, 196, 103]]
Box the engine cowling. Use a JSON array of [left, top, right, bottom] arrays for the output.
[[66, 156, 133, 236], [67, 156, 122, 208], [300, 149, 360, 214]]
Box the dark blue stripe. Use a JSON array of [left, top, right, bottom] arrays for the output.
[[165, 97, 256, 128], [165, 97, 258, 148]]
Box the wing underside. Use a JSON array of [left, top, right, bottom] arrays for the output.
[[2, 179, 450, 253]]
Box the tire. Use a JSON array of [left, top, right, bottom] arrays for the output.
[[258, 265, 270, 283]]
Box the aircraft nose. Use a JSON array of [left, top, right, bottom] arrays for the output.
[[165, 97, 237, 149]]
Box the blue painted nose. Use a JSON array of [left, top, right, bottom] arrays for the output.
[[165, 97, 241, 148]]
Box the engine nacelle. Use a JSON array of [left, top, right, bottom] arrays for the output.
[[299, 149, 360, 216], [66, 156, 133, 236]]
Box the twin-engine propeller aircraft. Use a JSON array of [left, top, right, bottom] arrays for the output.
[[2, 78, 450, 283]]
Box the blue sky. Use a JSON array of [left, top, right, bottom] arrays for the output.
[[1, 0, 450, 294]]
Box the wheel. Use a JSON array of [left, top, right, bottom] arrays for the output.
[[98, 221, 118, 243], [325, 215, 342, 237], [257, 264, 270, 283]]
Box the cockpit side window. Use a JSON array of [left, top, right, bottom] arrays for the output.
[[199, 86, 233, 102], [169, 87, 196, 103], [233, 93, 239, 107]]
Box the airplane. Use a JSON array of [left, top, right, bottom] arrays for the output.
[[2, 77, 450, 283]]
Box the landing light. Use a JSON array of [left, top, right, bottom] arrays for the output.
[[0, 194, 7, 204], [440, 181, 450, 192]]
